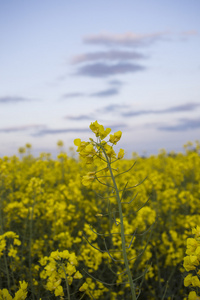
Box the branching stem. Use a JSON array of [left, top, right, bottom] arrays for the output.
[[99, 143, 137, 300]]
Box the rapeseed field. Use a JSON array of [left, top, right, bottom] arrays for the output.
[[0, 121, 200, 299]]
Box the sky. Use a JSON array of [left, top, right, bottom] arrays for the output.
[[0, 0, 200, 158]]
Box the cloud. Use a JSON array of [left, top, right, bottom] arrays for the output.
[[164, 102, 200, 112], [122, 102, 200, 117], [83, 32, 169, 48], [33, 127, 89, 136], [180, 30, 198, 37], [97, 104, 131, 113], [75, 62, 145, 77], [157, 117, 200, 131], [90, 88, 119, 97], [62, 92, 85, 99], [108, 80, 124, 86], [0, 125, 46, 133], [71, 50, 146, 64], [0, 96, 30, 104], [64, 115, 92, 121], [62, 86, 121, 100], [105, 123, 128, 131]]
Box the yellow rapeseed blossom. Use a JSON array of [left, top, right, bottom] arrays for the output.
[[79, 282, 88, 292], [118, 148, 125, 159], [0, 289, 13, 300], [82, 172, 96, 186], [188, 291, 200, 300], [54, 285, 64, 297], [109, 131, 122, 144], [89, 120, 111, 139]]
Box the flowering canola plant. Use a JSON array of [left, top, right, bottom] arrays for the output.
[[75, 121, 139, 299]]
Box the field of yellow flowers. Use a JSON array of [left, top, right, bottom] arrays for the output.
[[0, 122, 200, 299]]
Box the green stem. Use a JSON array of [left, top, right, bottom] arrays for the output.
[[61, 263, 70, 300], [4, 251, 11, 293], [100, 144, 137, 300]]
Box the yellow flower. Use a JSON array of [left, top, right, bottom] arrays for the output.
[[118, 149, 125, 159], [60, 250, 69, 259], [8, 245, 17, 258], [19, 281, 28, 290], [54, 285, 64, 297], [74, 138, 81, 146], [79, 282, 88, 292], [193, 226, 200, 238], [82, 172, 96, 186], [183, 255, 199, 272], [66, 263, 76, 275], [89, 121, 111, 139], [184, 273, 193, 287], [186, 238, 198, 255], [104, 144, 116, 159], [74, 271, 82, 279], [109, 131, 122, 145], [13, 239, 21, 246], [188, 291, 200, 300], [50, 250, 61, 260], [191, 275, 200, 287], [0, 289, 13, 300], [57, 140, 64, 147], [69, 253, 78, 265]]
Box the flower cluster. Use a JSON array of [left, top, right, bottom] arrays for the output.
[[39, 250, 83, 298], [74, 121, 124, 186], [0, 281, 28, 300], [0, 231, 21, 258]]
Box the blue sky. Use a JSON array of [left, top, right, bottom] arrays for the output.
[[0, 0, 200, 157]]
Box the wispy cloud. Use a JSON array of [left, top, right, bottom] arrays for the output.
[[75, 62, 145, 77], [121, 102, 200, 117], [0, 96, 30, 104], [62, 86, 120, 99], [108, 80, 124, 86], [83, 32, 169, 48], [90, 88, 119, 97], [71, 50, 146, 64], [0, 124, 46, 133], [157, 117, 200, 131], [97, 104, 131, 113], [180, 30, 198, 37], [104, 123, 128, 131], [33, 127, 89, 136], [64, 115, 92, 121], [62, 92, 85, 99]]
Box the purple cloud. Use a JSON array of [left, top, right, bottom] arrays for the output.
[[33, 127, 89, 136], [97, 104, 131, 113], [90, 88, 119, 97], [62, 93, 85, 99], [0, 96, 30, 104], [71, 50, 146, 64], [83, 32, 169, 47], [158, 117, 200, 131], [75, 62, 145, 77], [122, 102, 200, 117], [0, 125, 46, 133], [64, 115, 92, 121]]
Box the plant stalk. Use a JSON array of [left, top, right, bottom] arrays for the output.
[[100, 145, 137, 300]]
